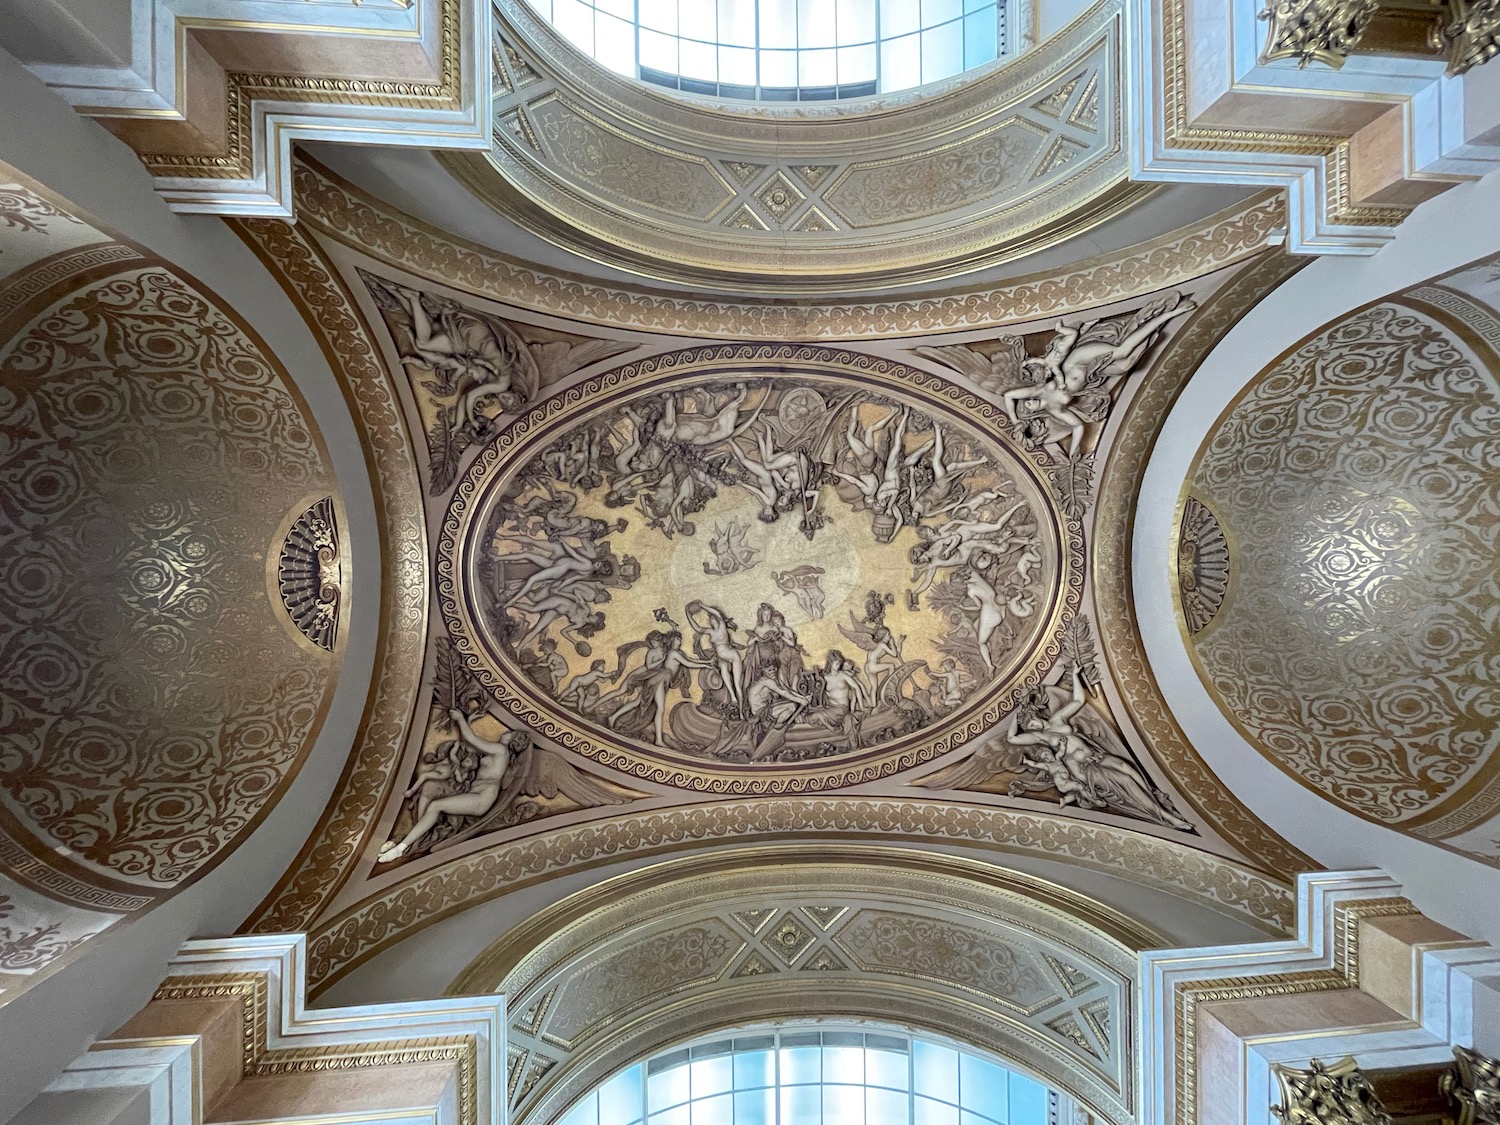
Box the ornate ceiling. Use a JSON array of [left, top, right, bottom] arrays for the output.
[[1179, 255, 1500, 867], [226, 158, 1308, 1005], [0, 172, 343, 990]]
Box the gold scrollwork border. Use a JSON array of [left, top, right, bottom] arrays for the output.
[[1092, 247, 1315, 880], [438, 344, 1084, 794], [230, 216, 430, 936], [300, 797, 1296, 995], [292, 156, 1286, 341]]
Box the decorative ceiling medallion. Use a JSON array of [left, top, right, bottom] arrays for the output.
[[277, 497, 343, 653], [449, 0, 1137, 292], [1175, 496, 1229, 637], [438, 346, 1081, 794]]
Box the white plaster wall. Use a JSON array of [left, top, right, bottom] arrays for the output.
[[0, 47, 379, 1123], [1136, 168, 1500, 949]]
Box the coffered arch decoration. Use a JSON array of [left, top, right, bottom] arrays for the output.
[[1180, 253, 1500, 866], [0, 173, 343, 987], [452, 847, 1153, 1125], [445, 0, 1142, 291]]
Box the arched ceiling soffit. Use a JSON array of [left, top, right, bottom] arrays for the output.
[[0, 172, 345, 992], [1175, 255, 1500, 868], [447, 0, 1142, 292], [452, 848, 1156, 1125], [291, 156, 1284, 339], [232, 210, 1310, 992]]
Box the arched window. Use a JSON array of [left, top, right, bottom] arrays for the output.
[[524, 0, 1005, 101], [556, 1026, 1058, 1125]]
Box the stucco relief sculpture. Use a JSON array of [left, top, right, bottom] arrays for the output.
[[379, 640, 634, 862], [465, 375, 1059, 765], [919, 293, 1195, 515], [365, 274, 632, 492], [922, 662, 1193, 831], [1272, 1056, 1392, 1124]]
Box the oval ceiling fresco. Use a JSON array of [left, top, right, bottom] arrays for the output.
[[439, 347, 1080, 792]]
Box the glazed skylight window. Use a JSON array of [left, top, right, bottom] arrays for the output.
[[525, 0, 1005, 101], [555, 1027, 1055, 1125]]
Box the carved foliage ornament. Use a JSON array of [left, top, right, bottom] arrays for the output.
[[1272, 1057, 1393, 1125], [1259, 0, 1381, 68], [1446, 1044, 1500, 1125], [1444, 0, 1500, 74]]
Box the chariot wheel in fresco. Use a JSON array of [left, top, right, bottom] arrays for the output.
[[438, 345, 1081, 792]]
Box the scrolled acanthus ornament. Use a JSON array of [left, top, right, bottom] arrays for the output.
[[1445, 1044, 1500, 1125], [1442, 0, 1500, 74], [1271, 1057, 1393, 1125], [1258, 0, 1382, 66]]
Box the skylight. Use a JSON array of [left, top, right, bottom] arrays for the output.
[[524, 0, 1005, 101], [555, 1026, 1055, 1125]]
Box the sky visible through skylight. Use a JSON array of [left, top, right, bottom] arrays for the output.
[[555, 1027, 1054, 1125], [524, 0, 1003, 100]]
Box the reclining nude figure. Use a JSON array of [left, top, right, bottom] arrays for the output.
[[378, 709, 526, 861]]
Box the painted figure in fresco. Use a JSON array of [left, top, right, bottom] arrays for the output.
[[559, 659, 611, 710], [486, 379, 1058, 764], [773, 565, 827, 619], [1004, 666, 1194, 830], [685, 600, 747, 715], [1001, 295, 1197, 456], [378, 708, 528, 861], [597, 629, 713, 748], [703, 518, 760, 576], [387, 284, 533, 424]]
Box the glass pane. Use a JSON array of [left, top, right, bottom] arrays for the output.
[[718, 0, 758, 45], [878, 32, 920, 91], [780, 1084, 823, 1125], [880, 0, 920, 36], [959, 1054, 1009, 1117], [559, 1094, 600, 1125], [1009, 1075, 1050, 1125], [962, 1112, 999, 1125], [963, 8, 998, 67], [552, 0, 595, 52], [759, 0, 799, 47], [867, 1086, 909, 1124], [760, 47, 799, 86], [678, 36, 719, 79], [679, 3, 717, 41], [733, 1049, 775, 1089], [599, 1066, 645, 1125], [595, 0, 634, 18], [719, 44, 758, 84], [647, 1066, 691, 1113], [920, 18, 963, 81], [734, 1088, 775, 1125], [690, 1056, 733, 1099], [638, 0, 678, 33], [923, 0, 964, 22], [690, 1092, 732, 1125], [594, 12, 637, 75], [639, 28, 678, 73], [798, 0, 839, 47], [648, 1108, 689, 1125], [838, 42, 877, 83], [824, 1045, 865, 1084], [913, 1041, 959, 1102], [825, 1083, 868, 1124], [798, 45, 838, 86], [915, 1095, 961, 1125], [965, 0, 992, 11], [780, 1045, 822, 1085], [866, 1048, 909, 1091], [837, 0, 878, 41]]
